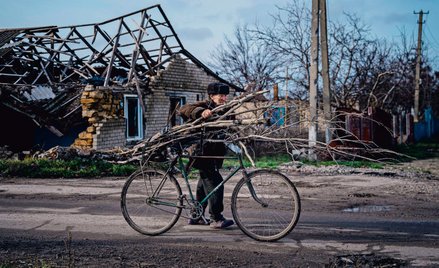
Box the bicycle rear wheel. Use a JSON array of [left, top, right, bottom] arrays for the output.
[[121, 169, 182, 236], [231, 169, 301, 242]]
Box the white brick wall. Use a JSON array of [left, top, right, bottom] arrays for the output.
[[144, 56, 222, 139], [93, 118, 126, 150]]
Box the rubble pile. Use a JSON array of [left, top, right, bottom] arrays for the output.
[[280, 161, 438, 180], [0, 146, 13, 159], [73, 85, 124, 149], [33, 146, 127, 162]]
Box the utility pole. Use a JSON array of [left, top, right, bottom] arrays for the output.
[[413, 10, 428, 122], [320, 0, 331, 143], [285, 67, 289, 125], [309, 0, 319, 160]]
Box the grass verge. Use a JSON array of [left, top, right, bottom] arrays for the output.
[[303, 160, 384, 169], [223, 154, 292, 169], [0, 158, 136, 178], [395, 138, 439, 159]]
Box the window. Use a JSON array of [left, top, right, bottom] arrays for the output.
[[124, 95, 143, 140], [169, 96, 186, 126], [265, 107, 285, 126]]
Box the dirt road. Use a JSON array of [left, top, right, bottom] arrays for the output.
[[0, 161, 438, 267]]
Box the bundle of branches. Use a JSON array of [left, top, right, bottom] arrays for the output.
[[118, 90, 405, 166]]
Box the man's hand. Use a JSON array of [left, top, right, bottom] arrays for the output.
[[201, 109, 212, 119]]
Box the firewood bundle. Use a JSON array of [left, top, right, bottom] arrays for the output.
[[118, 89, 404, 165]]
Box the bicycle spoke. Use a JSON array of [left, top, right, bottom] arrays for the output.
[[121, 169, 183, 236], [231, 170, 300, 242]]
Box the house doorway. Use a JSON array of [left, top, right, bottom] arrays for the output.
[[169, 96, 186, 126]]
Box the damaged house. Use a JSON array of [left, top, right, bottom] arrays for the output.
[[0, 5, 243, 152]]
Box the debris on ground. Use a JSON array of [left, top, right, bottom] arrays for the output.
[[327, 253, 407, 268], [31, 146, 128, 162], [280, 161, 439, 180]]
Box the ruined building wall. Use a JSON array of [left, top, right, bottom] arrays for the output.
[[73, 85, 125, 150], [73, 56, 230, 150]]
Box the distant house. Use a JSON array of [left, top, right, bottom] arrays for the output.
[[330, 107, 394, 149], [0, 5, 243, 152]]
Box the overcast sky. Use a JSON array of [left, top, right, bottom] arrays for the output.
[[1, 0, 438, 68]]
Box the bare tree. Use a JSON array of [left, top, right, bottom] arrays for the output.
[[329, 13, 383, 109], [209, 24, 279, 91], [252, 0, 311, 100], [370, 29, 438, 114], [209, 1, 439, 117]]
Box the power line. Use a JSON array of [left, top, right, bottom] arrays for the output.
[[424, 24, 439, 49], [421, 14, 439, 70]]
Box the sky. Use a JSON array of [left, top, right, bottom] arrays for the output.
[[1, 0, 439, 69]]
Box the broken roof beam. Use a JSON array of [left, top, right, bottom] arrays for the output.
[[71, 28, 108, 67], [136, 45, 182, 58], [138, 46, 158, 76], [11, 30, 90, 84], [127, 11, 148, 81], [120, 16, 149, 71], [37, 60, 53, 85], [14, 72, 29, 85], [58, 56, 102, 83], [141, 53, 176, 76], [0, 5, 186, 87], [52, 30, 101, 76], [155, 5, 184, 48], [104, 18, 123, 87], [93, 24, 132, 68], [145, 17, 174, 60], [24, 34, 80, 44], [40, 29, 102, 80], [17, 46, 89, 84], [0, 73, 27, 77]]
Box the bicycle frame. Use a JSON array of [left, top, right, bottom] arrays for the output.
[[177, 155, 242, 207], [153, 143, 268, 210]]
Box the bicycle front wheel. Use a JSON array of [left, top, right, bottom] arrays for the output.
[[231, 169, 301, 242], [121, 169, 182, 236]]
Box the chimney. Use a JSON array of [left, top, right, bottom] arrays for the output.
[[273, 83, 279, 101]]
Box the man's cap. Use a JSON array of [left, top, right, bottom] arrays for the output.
[[207, 82, 230, 95]]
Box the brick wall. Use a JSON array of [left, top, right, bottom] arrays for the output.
[[143, 55, 223, 139], [93, 118, 126, 150], [73, 85, 125, 150], [150, 55, 218, 91]]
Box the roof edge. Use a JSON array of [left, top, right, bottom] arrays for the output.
[[179, 49, 244, 92]]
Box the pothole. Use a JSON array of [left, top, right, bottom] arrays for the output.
[[348, 193, 377, 198], [342, 205, 393, 213]]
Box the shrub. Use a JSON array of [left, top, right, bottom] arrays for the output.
[[223, 153, 291, 169], [0, 158, 136, 178]]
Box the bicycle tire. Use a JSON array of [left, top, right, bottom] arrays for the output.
[[121, 169, 183, 236], [231, 169, 301, 242]]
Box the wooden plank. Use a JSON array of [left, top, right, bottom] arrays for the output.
[[104, 18, 123, 87]]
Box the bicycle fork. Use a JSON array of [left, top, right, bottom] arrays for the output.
[[242, 171, 268, 207]]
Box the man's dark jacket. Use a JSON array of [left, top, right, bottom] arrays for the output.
[[179, 99, 231, 170]]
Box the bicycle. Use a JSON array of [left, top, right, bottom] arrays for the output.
[[121, 138, 301, 242]]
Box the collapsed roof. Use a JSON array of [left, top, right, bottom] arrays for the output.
[[0, 4, 241, 135]]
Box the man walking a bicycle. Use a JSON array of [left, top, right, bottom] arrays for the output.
[[179, 82, 235, 229], [121, 83, 301, 241]]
